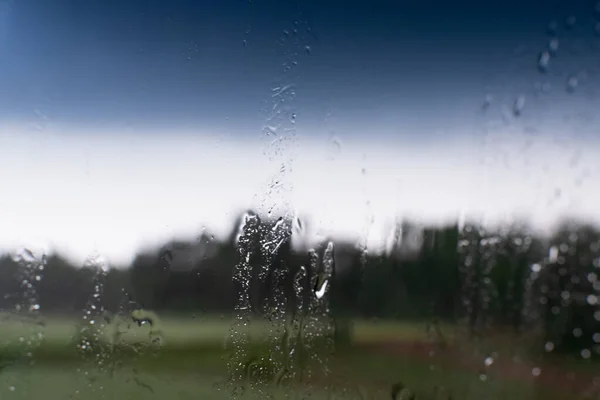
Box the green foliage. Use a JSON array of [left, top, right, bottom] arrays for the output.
[[1, 215, 599, 359]]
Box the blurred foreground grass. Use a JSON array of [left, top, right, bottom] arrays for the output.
[[0, 315, 596, 399]]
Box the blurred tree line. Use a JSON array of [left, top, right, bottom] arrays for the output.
[[0, 214, 598, 356]]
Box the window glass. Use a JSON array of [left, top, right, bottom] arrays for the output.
[[0, 1, 599, 399]]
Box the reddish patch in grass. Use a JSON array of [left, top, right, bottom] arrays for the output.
[[359, 340, 599, 398]]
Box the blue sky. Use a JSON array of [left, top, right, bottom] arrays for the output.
[[3, 0, 597, 132], [1, 0, 599, 264]]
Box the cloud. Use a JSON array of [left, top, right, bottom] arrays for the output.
[[0, 123, 598, 264]]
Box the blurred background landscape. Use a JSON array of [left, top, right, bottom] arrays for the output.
[[1, 213, 599, 399], [2, 0, 600, 398]]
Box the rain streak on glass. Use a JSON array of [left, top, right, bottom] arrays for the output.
[[458, 224, 499, 338], [1, 249, 46, 374], [227, 211, 339, 397], [73, 254, 160, 397], [513, 95, 526, 117], [302, 242, 336, 385], [549, 38, 559, 54], [537, 50, 550, 73], [228, 212, 261, 396], [258, 216, 292, 389], [289, 265, 307, 380], [260, 18, 313, 216], [76, 254, 111, 393]]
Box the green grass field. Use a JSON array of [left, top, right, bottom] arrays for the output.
[[0, 314, 597, 399]]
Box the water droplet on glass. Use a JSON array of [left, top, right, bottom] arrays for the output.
[[566, 75, 578, 93], [532, 367, 541, 377], [581, 349, 591, 359], [573, 328, 583, 337], [292, 214, 304, 237], [484, 357, 494, 367], [264, 124, 279, 136], [547, 21, 558, 36], [18, 248, 36, 263], [541, 82, 551, 93], [538, 51, 550, 72], [531, 263, 542, 273], [593, 333, 600, 343], [549, 38, 559, 53], [587, 294, 598, 305], [9, 386, 15, 392], [545, 342, 555, 352], [549, 246, 559, 263], [565, 16, 576, 30], [304, 45, 311, 54], [513, 95, 525, 117], [314, 278, 328, 299], [479, 373, 488, 382], [594, 311, 600, 321], [329, 135, 343, 154]]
